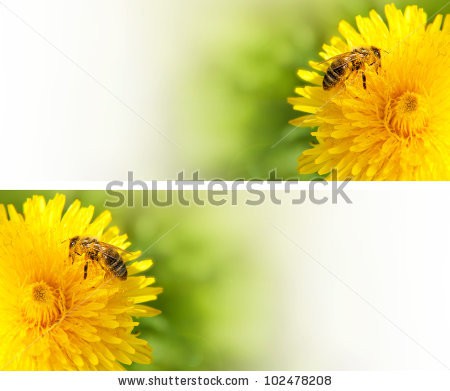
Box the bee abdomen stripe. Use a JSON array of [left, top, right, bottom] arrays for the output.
[[106, 256, 123, 268], [325, 70, 339, 81], [116, 265, 127, 274], [116, 265, 127, 279], [323, 74, 338, 89]]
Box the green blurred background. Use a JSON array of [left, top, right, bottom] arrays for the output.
[[0, 191, 275, 370], [174, 0, 446, 180]]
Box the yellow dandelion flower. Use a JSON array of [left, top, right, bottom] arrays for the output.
[[0, 194, 161, 370], [289, 4, 450, 180]]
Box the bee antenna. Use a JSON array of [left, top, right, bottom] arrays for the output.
[[383, 49, 390, 54], [61, 239, 69, 244]]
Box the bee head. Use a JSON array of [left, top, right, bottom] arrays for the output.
[[372, 46, 381, 59], [69, 236, 79, 249]]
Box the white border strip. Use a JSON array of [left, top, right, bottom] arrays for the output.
[[1, 371, 450, 391]]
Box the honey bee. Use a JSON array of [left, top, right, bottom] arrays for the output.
[[322, 46, 382, 90], [68, 236, 128, 280]]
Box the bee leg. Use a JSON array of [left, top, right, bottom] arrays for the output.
[[362, 72, 367, 89], [371, 61, 380, 74], [84, 262, 88, 279], [72, 251, 82, 264]]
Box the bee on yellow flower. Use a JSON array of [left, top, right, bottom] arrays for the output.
[[289, 4, 450, 180], [0, 194, 161, 370]]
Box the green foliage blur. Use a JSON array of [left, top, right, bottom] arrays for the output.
[[0, 191, 273, 370], [175, 0, 446, 180]]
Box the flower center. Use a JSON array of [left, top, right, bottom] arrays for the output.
[[33, 284, 50, 302], [388, 91, 429, 137], [22, 281, 65, 328]]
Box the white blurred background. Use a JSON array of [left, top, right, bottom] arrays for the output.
[[0, 0, 180, 181], [266, 184, 450, 369], [0, 0, 265, 181]]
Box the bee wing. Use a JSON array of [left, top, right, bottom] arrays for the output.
[[317, 51, 355, 65], [91, 241, 136, 258], [317, 52, 359, 72], [317, 54, 343, 65]]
